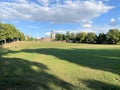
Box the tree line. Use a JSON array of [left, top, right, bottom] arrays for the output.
[[0, 22, 25, 45], [55, 29, 120, 44]]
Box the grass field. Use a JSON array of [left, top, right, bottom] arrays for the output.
[[0, 41, 120, 90]]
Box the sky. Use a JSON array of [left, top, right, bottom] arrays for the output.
[[0, 0, 120, 38]]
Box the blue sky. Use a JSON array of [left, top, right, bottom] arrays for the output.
[[0, 0, 120, 38]]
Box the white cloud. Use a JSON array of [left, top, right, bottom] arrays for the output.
[[54, 29, 83, 34], [52, 29, 95, 35], [45, 32, 51, 36], [50, 24, 114, 36], [118, 17, 120, 21], [81, 29, 95, 33], [109, 16, 120, 27], [81, 20, 93, 28], [111, 18, 115, 22], [0, 0, 113, 24], [109, 18, 117, 26]]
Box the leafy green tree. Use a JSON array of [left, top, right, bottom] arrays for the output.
[[65, 31, 70, 42], [85, 32, 97, 44], [19, 33, 25, 41], [69, 33, 76, 42], [0, 22, 25, 44], [107, 29, 120, 44], [55, 33, 65, 41], [76, 32, 87, 43], [0, 24, 6, 44], [97, 33, 107, 44], [65, 32, 76, 43], [55, 33, 60, 41], [0, 30, 6, 44], [69, 33, 75, 39], [54, 29, 120, 44]]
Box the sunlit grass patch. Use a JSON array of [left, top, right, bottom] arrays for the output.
[[0, 41, 120, 90]]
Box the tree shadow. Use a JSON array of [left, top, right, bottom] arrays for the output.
[[0, 51, 74, 90], [80, 79, 120, 90], [12, 48, 120, 75]]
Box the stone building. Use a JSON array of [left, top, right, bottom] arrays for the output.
[[39, 31, 55, 42]]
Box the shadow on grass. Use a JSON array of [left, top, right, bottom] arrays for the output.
[[13, 48, 120, 75], [1, 47, 120, 89], [0, 53, 74, 90], [80, 79, 120, 90]]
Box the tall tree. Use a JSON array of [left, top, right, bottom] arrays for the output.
[[76, 32, 87, 43], [69, 33, 76, 43], [65, 32, 76, 43], [107, 29, 120, 44], [85, 32, 97, 44], [0, 30, 6, 44], [97, 33, 107, 44], [0, 22, 25, 44], [65, 31, 70, 42], [55, 33, 65, 41]]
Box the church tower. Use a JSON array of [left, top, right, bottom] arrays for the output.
[[50, 31, 55, 41]]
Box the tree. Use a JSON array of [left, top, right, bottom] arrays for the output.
[[55, 33, 65, 41], [107, 29, 120, 44], [65, 32, 76, 43], [65, 31, 70, 42], [85, 32, 97, 44], [0, 24, 6, 44], [55, 29, 120, 44], [19, 33, 25, 41], [97, 33, 107, 44], [76, 32, 87, 43], [69, 33, 76, 42], [0, 22, 25, 44], [0, 30, 6, 44], [55, 33, 60, 41]]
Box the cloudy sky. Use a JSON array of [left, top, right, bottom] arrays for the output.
[[0, 0, 120, 38]]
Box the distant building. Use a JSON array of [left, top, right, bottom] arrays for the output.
[[39, 37, 52, 42], [50, 31, 55, 41], [39, 31, 55, 42]]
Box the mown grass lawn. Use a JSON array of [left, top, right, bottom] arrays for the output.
[[0, 41, 120, 90]]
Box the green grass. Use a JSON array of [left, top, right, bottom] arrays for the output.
[[0, 41, 120, 90]]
